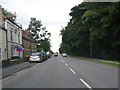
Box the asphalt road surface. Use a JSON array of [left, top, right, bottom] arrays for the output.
[[2, 56, 118, 89]]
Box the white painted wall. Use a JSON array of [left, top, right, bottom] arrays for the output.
[[5, 19, 23, 59]]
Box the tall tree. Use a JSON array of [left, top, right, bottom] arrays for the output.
[[27, 17, 42, 43], [59, 2, 120, 60], [38, 27, 51, 52], [27, 17, 51, 53]]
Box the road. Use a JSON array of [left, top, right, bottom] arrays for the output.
[[2, 56, 118, 89]]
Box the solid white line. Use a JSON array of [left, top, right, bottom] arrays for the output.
[[65, 63, 68, 66], [69, 68, 75, 74], [80, 79, 92, 89]]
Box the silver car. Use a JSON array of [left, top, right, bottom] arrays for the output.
[[29, 53, 44, 63], [62, 53, 67, 57]]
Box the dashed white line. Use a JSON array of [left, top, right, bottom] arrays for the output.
[[80, 79, 92, 89], [69, 68, 75, 74], [61, 57, 92, 89], [62, 60, 65, 63], [65, 63, 68, 66]]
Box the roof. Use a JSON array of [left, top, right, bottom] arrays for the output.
[[22, 30, 36, 43], [5, 18, 22, 29]]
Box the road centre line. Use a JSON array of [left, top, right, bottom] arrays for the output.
[[69, 67, 75, 74], [61, 57, 92, 89], [65, 63, 68, 66], [80, 79, 92, 89], [62, 59, 65, 63]]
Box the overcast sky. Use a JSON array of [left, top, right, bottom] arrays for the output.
[[0, 0, 83, 53]]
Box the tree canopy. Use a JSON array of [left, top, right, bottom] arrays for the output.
[[2, 8, 16, 22], [27, 17, 51, 52], [59, 2, 120, 60]]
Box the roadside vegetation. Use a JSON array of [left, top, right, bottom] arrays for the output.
[[59, 2, 120, 61], [73, 56, 120, 67]]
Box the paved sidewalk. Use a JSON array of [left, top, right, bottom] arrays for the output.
[[2, 62, 36, 78]]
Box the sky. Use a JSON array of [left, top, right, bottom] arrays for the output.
[[0, 0, 83, 53]]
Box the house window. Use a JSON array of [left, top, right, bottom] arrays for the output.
[[18, 32, 20, 44], [10, 30, 13, 41], [14, 29, 17, 33]]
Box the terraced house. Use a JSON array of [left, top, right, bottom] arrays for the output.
[[22, 30, 37, 58], [5, 18, 23, 60]]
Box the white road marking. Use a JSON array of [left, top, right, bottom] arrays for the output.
[[69, 68, 75, 74], [65, 63, 68, 66], [62, 59, 65, 63], [80, 79, 92, 89]]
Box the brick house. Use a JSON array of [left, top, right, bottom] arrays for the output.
[[22, 30, 37, 58]]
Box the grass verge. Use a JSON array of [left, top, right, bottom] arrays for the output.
[[73, 56, 120, 67]]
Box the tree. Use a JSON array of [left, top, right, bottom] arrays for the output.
[[59, 2, 120, 60], [27, 17, 51, 53], [2, 8, 16, 22], [27, 17, 42, 43], [38, 27, 51, 52]]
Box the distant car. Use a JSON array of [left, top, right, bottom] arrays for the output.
[[54, 53, 58, 57], [29, 52, 44, 63], [62, 53, 67, 57]]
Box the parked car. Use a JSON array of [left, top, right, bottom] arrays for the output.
[[62, 53, 67, 57], [37, 52, 48, 61], [29, 52, 44, 63], [43, 53, 48, 60], [47, 53, 51, 58]]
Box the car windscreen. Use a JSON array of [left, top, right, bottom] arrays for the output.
[[31, 53, 40, 56]]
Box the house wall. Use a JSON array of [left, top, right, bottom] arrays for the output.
[[22, 30, 37, 57], [5, 19, 22, 59], [0, 5, 2, 61], [22, 37, 31, 57], [2, 30, 7, 60], [0, 5, 7, 61], [0, 29, 2, 61], [22, 38, 37, 57]]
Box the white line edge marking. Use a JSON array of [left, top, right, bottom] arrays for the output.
[[65, 63, 68, 66], [69, 68, 75, 74], [80, 79, 92, 89]]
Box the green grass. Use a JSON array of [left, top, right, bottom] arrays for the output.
[[73, 56, 120, 67]]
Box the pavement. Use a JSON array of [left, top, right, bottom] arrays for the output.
[[2, 62, 36, 78], [2, 56, 119, 89]]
